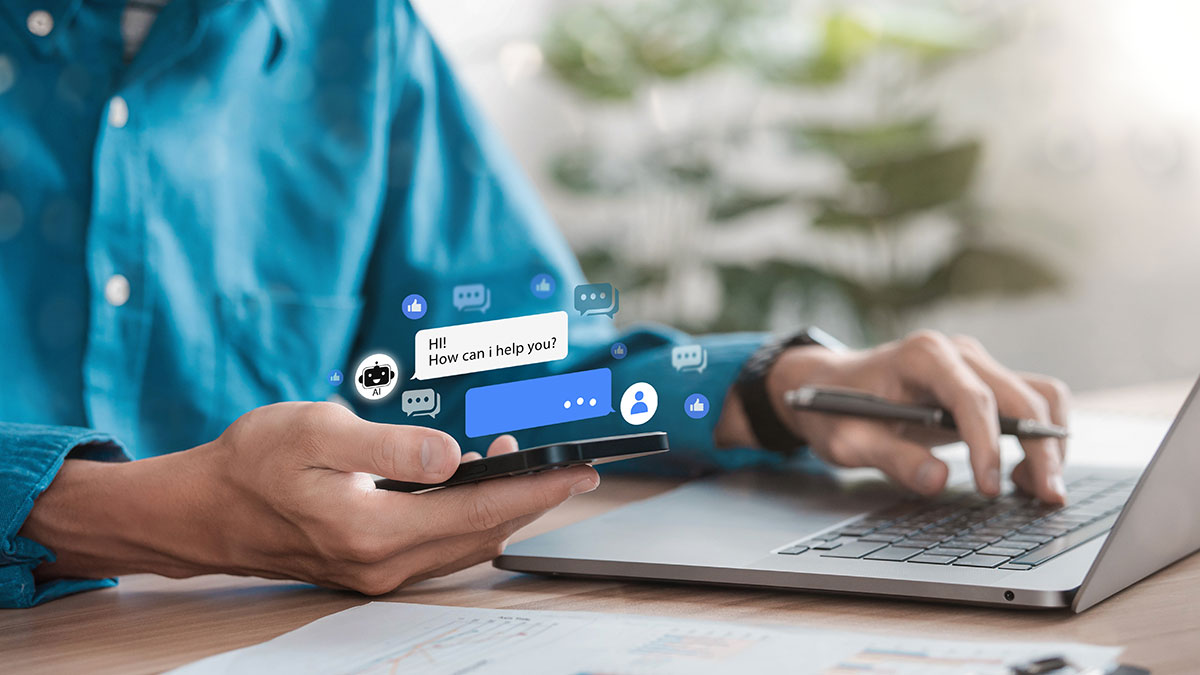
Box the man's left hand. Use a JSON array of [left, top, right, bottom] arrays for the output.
[[716, 330, 1070, 504]]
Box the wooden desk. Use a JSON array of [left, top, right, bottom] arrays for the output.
[[4, 381, 1197, 674]]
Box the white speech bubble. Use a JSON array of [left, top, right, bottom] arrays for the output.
[[413, 311, 569, 380]]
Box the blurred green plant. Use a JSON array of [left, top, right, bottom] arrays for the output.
[[541, 0, 1060, 341]]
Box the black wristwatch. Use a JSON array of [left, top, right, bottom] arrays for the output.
[[734, 327, 846, 455]]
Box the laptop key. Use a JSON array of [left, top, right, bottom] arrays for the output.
[[926, 547, 971, 558], [1010, 513, 1120, 566], [999, 563, 1034, 571], [1020, 525, 1070, 537], [777, 545, 809, 555], [952, 553, 1010, 568], [995, 539, 1037, 551], [819, 541, 888, 559], [942, 538, 990, 550], [864, 546, 924, 562], [907, 553, 958, 565], [977, 546, 1026, 558], [810, 537, 856, 550], [1006, 533, 1052, 545], [895, 538, 940, 549]]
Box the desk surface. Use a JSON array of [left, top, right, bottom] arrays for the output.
[[4, 380, 1198, 674]]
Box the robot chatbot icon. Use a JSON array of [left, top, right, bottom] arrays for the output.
[[355, 353, 399, 400]]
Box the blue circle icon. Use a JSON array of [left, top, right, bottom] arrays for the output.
[[610, 342, 628, 360], [401, 294, 427, 320], [684, 393, 710, 419], [328, 369, 343, 386], [531, 273, 556, 299]]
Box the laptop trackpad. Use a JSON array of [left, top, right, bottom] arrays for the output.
[[505, 467, 910, 568]]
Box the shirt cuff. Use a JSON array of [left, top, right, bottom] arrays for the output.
[[0, 422, 131, 608], [600, 331, 789, 477]]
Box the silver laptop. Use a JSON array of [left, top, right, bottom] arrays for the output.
[[496, 377, 1200, 611]]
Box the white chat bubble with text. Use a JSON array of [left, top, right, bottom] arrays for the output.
[[413, 311, 569, 380]]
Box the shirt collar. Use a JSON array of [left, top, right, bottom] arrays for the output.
[[1, 0, 291, 67]]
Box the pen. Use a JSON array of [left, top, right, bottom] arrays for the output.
[[784, 386, 1069, 440]]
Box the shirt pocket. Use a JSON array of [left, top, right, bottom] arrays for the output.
[[216, 290, 363, 418]]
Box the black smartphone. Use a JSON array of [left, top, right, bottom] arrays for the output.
[[374, 432, 669, 493]]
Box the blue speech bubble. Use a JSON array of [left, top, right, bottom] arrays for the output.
[[573, 282, 619, 318], [671, 344, 707, 373], [452, 283, 491, 313], [401, 388, 441, 418], [465, 368, 613, 438]]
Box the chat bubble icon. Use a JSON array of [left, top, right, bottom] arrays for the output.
[[452, 283, 491, 313], [574, 282, 619, 318], [671, 345, 708, 374], [413, 311, 568, 380], [401, 388, 441, 418], [465, 368, 614, 438]]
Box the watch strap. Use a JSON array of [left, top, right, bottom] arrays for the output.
[[735, 327, 845, 455]]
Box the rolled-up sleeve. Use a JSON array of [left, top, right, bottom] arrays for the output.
[[0, 422, 131, 608], [342, 4, 784, 476]]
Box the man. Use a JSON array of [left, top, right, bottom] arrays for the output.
[[0, 1, 1068, 608]]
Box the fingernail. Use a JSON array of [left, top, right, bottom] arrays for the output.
[[569, 475, 599, 496], [915, 460, 941, 493], [421, 437, 452, 474]]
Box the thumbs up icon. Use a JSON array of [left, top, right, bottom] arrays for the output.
[[401, 293, 427, 320], [684, 393, 710, 419], [530, 273, 556, 299]]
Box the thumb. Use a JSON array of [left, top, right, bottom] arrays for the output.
[[316, 414, 462, 483]]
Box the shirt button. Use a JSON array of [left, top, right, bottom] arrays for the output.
[[26, 10, 53, 37], [108, 96, 129, 128], [105, 274, 131, 307]]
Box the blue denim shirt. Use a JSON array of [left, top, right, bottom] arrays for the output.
[[0, 0, 772, 608]]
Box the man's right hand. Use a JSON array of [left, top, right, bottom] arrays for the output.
[[21, 402, 599, 595]]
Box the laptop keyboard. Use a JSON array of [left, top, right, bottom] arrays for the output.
[[776, 476, 1136, 570]]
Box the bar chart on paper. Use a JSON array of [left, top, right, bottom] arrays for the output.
[[170, 603, 1120, 675]]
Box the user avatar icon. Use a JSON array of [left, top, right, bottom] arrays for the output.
[[354, 353, 400, 400], [630, 391, 649, 415], [620, 382, 658, 425]]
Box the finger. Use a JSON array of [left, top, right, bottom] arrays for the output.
[[410, 464, 598, 540], [342, 512, 545, 595], [486, 435, 519, 457], [954, 339, 1066, 504], [895, 332, 1002, 496], [315, 410, 462, 483], [402, 511, 547, 586], [459, 435, 517, 467], [1021, 373, 1071, 462], [831, 421, 949, 496]]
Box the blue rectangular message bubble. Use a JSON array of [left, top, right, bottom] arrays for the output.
[[465, 368, 613, 438]]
